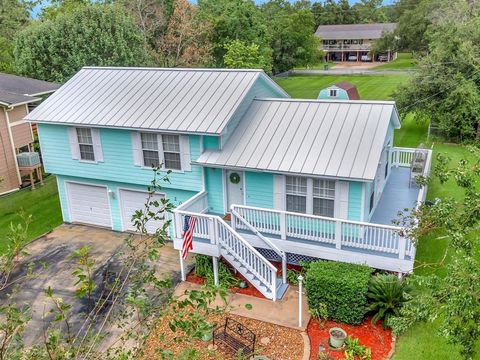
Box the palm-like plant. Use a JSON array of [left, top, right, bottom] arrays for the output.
[[367, 274, 411, 327]]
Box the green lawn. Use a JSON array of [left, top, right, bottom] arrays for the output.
[[0, 176, 62, 253], [374, 52, 416, 70], [275, 74, 409, 100], [392, 118, 480, 360]]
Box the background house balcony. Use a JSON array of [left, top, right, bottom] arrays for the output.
[[321, 43, 372, 51]]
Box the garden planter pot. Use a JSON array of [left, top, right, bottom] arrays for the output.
[[329, 327, 347, 348]]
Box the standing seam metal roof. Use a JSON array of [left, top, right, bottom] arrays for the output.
[[24, 67, 286, 135], [195, 98, 400, 181]]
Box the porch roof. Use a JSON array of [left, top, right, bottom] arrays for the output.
[[195, 98, 400, 181]]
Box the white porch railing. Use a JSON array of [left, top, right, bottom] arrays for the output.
[[232, 205, 413, 259], [392, 147, 416, 167], [173, 191, 278, 300]]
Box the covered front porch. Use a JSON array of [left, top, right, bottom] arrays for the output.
[[171, 147, 432, 299]]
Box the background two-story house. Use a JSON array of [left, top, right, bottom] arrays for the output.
[[26, 67, 431, 300], [0, 73, 59, 194]]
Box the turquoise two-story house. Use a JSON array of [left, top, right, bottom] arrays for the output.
[[27, 67, 431, 300]]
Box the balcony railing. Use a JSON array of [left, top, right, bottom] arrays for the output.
[[321, 43, 372, 51]]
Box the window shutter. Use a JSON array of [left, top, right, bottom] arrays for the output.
[[180, 135, 191, 171], [336, 181, 349, 219], [131, 132, 143, 166], [67, 127, 80, 160], [273, 174, 285, 210], [91, 128, 103, 162]]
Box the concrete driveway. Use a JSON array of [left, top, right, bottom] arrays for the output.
[[0, 224, 189, 347]]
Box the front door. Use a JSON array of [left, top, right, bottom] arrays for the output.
[[226, 170, 244, 212]]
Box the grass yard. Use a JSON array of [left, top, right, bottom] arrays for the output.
[[374, 53, 416, 70], [275, 74, 409, 100], [392, 118, 480, 360], [0, 176, 62, 253]]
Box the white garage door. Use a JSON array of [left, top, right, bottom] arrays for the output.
[[66, 182, 112, 228], [119, 189, 166, 234]]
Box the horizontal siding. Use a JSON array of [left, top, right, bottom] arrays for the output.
[[205, 167, 224, 214], [221, 76, 288, 147], [203, 135, 220, 150], [348, 181, 363, 221], [11, 122, 33, 148], [38, 123, 203, 192], [245, 171, 274, 209], [57, 174, 197, 233]]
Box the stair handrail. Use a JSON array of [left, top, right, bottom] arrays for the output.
[[230, 208, 286, 261]]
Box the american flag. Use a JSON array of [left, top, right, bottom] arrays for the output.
[[181, 215, 196, 260]]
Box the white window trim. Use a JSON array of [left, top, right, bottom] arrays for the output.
[[68, 127, 103, 163], [139, 132, 185, 173], [285, 176, 336, 218]]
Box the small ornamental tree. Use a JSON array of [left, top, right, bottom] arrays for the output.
[[223, 40, 272, 73]]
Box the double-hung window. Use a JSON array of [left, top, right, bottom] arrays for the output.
[[140, 133, 182, 170], [313, 179, 335, 217], [286, 176, 336, 217], [162, 135, 181, 170], [286, 177, 307, 213], [329, 89, 338, 97], [76, 128, 95, 161]]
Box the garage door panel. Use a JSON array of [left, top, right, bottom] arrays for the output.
[[120, 189, 166, 234], [67, 183, 112, 228]]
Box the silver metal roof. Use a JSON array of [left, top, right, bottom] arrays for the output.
[[25, 67, 284, 135], [195, 98, 400, 181], [315, 23, 397, 40]]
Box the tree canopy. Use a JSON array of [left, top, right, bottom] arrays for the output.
[[395, 0, 480, 141], [14, 5, 152, 82]]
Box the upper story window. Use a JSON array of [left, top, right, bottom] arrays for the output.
[[286, 176, 307, 213], [140, 133, 182, 170], [76, 128, 95, 161], [313, 179, 335, 217], [329, 89, 338, 97]]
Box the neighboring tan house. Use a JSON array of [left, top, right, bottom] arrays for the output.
[[318, 81, 360, 100], [27, 67, 431, 300], [0, 73, 60, 194], [315, 23, 397, 62]]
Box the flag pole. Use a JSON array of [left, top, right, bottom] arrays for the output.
[[179, 250, 185, 281]]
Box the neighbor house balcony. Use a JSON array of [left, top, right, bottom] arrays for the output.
[[172, 147, 432, 276], [321, 43, 372, 52]]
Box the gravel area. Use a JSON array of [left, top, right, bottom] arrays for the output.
[[144, 309, 305, 359]]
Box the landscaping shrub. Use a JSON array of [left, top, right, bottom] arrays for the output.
[[194, 255, 238, 287], [305, 261, 372, 325], [367, 274, 411, 328]]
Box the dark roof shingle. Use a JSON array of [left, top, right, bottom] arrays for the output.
[[315, 23, 397, 40]]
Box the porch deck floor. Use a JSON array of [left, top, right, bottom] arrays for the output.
[[371, 167, 419, 226]]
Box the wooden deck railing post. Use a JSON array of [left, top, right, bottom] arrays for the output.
[[174, 212, 182, 238], [335, 220, 342, 249], [280, 212, 287, 240], [209, 218, 216, 245], [398, 235, 406, 260]]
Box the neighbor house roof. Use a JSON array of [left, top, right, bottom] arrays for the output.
[[0, 90, 40, 107], [25, 67, 288, 135], [334, 81, 360, 100], [315, 23, 397, 40], [0, 72, 60, 97], [195, 98, 400, 181]]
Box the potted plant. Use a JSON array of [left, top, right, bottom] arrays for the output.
[[328, 327, 347, 348]]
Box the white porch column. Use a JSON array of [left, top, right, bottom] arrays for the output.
[[280, 212, 287, 240], [212, 256, 219, 286], [179, 251, 186, 281], [282, 257, 287, 284], [335, 220, 342, 249]]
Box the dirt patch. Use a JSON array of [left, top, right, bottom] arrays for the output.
[[307, 318, 392, 360], [144, 311, 305, 359]]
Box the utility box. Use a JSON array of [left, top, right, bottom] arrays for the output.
[[16, 152, 41, 167]]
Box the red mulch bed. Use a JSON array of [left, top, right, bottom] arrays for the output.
[[186, 260, 303, 299], [307, 318, 392, 360]]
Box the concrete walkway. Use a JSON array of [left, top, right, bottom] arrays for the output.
[[174, 282, 311, 330]]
